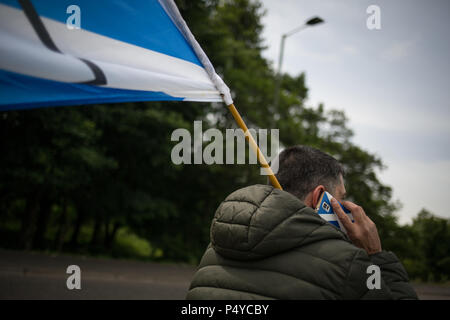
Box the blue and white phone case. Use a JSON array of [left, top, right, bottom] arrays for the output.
[[315, 191, 354, 234]]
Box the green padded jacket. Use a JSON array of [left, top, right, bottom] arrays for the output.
[[186, 184, 418, 300]]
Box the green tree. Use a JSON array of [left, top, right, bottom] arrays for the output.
[[410, 209, 450, 281]]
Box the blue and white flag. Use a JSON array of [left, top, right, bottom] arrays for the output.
[[0, 0, 233, 110]]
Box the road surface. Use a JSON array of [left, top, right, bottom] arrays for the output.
[[0, 249, 448, 300]]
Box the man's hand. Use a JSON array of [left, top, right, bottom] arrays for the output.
[[330, 198, 382, 255]]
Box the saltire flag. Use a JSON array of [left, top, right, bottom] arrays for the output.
[[0, 0, 233, 110]]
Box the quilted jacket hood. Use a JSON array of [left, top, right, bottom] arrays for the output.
[[210, 184, 348, 261]]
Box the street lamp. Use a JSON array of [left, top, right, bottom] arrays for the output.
[[273, 16, 324, 109]]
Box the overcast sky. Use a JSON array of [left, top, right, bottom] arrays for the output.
[[258, 0, 450, 224]]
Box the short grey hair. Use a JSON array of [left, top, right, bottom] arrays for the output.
[[274, 145, 344, 200]]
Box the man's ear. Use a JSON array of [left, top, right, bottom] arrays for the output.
[[311, 185, 325, 209]]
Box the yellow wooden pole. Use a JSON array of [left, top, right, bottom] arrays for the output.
[[227, 103, 282, 190]]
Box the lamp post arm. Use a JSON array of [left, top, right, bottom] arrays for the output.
[[284, 24, 308, 38]]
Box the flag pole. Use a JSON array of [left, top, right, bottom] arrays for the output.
[[227, 103, 283, 190]]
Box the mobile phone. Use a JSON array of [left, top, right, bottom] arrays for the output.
[[315, 191, 354, 234]]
